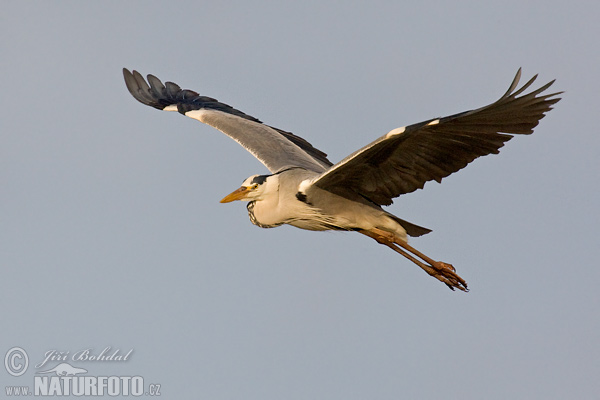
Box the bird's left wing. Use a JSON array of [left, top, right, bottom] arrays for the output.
[[309, 69, 562, 206], [123, 69, 332, 173]]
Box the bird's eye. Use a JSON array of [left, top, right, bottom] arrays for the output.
[[252, 184, 259, 190]]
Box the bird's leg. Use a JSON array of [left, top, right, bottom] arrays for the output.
[[358, 228, 468, 292]]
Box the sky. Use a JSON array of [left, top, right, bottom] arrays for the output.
[[2, 1, 599, 399]]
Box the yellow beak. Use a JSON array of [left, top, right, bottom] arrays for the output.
[[220, 186, 250, 203]]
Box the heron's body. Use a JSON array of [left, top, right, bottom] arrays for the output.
[[246, 169, 412, 240], [123, 68, 561, 291]]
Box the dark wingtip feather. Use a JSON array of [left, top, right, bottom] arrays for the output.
[[500, 68, 522, 98]]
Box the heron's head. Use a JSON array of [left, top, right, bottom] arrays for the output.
[[220, 174, 271, 203]]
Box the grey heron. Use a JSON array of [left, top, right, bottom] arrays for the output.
[[123, 68, 561, 292]]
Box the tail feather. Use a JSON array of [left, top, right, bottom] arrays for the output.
[[388, 214, 432, 237]]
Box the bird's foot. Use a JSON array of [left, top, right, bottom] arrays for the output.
[[422, 261, 468, 292]]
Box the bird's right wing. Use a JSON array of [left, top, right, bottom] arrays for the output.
[[309, 69, 561, 206], [123, 69, 332, 173]]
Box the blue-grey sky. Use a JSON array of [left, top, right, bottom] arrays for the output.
[[3, 1, 599, 398]]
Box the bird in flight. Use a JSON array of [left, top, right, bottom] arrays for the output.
[[123, 68, 560, 291]]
